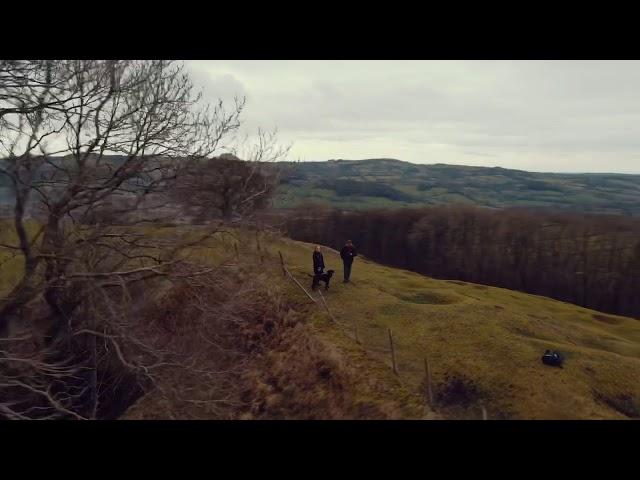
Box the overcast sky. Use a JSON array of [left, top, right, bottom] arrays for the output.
[[185, 61, 640, 174]]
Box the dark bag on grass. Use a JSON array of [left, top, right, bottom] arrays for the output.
[[541, 349, 564, 367]]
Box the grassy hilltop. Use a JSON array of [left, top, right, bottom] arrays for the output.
[[268, 235, 640, 419], [2, 223, 639, 419]]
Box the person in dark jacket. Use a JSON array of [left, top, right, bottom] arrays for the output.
[[313, 245, 325, 275], [340, 240, 357, 283]]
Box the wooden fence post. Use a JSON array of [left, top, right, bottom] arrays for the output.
[[278, 251, 286, 277], [424, 356, 434, 407], [481, 405, 488, 420], [388, 328, 398, 375]]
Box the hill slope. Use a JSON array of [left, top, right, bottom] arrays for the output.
[[275, 158, 640, 215], [273, 235, 640, 419], [121, 231, 640, 419], [3, 222, 638, 419]]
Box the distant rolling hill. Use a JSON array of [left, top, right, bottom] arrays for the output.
[[274, 158, 640, 216], [3, 156, 640, 216]]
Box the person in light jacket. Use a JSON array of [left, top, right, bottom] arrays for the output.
[[313, 245, 325, 275]]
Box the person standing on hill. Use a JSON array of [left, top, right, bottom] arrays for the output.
[[313, 245, 325, 275], [340, 240, 358, 283]]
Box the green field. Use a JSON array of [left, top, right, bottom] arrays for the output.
[[274, 159, 640, 215]]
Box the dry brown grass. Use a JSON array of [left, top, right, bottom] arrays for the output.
[[123, 234, 424, 420]]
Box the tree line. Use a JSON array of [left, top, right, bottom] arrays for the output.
[[283, 204, 640, 318]]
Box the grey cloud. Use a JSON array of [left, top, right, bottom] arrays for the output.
[[185, 61, 640, 173], [186, 63, 247, 104]]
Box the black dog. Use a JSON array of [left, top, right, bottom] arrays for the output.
[[309, 269, 335, 290]]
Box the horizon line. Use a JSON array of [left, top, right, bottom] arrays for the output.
[[281, 157, 640, 176]]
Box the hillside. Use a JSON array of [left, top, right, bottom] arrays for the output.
[[269, 236, 640, 419], [2, 223, 638, 419], [274, 158, 640, 216], [126, 231, 640, 420]]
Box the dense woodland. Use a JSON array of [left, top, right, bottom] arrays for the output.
[[284, 205, 640, 318]]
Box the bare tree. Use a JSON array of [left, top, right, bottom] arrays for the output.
[[0, 60, 284, 419], [171, 130, 289, 223]]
